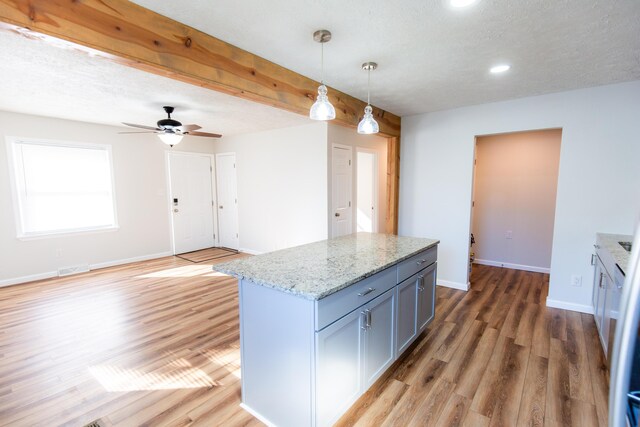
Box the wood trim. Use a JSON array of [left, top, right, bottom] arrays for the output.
[[386, 137, 400, 234], [0, 0, 401, 137]]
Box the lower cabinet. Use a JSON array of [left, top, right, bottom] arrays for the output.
[[417, 263, 436, 332], [316, 288, 396, 426], [396, 262, 437, 356]]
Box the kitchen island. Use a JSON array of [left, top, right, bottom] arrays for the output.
[[215, 233, 439, 427]]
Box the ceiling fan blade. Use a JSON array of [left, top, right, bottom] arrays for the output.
[[187, 131, 223, 138], [177, 124, 202, 132], [122, 122, 161, 131], [118, 131, 158, 134]]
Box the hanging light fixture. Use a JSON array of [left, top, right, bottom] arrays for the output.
[[309, 30, 336, 121], [357, 62, 379, 134], [157, 131, 184, 147]]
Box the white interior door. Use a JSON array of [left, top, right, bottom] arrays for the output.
[[331, 144, 353, 238], [216, 153, 239, 250], [168, 153, 215, 254], [356, 150, 378, 233]]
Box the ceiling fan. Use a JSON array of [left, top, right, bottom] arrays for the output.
[[120, 106, 222, 146]]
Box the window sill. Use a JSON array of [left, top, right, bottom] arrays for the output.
[[17, 225, 120, 241]]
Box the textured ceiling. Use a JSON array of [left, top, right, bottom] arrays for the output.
[[134, 0, 640, 116], [1, 0, 639, 130], [0, 30, 309, 136]]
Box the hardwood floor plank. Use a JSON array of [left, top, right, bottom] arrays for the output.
[[516, 352, 548, 427], [463, 410, 491, 427], [435, 393, 472, 427], [405, 379, 455, 427], [581, 313, 609, 426], [351, 379, 409, 427]]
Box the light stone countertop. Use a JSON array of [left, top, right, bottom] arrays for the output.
[[597, 232, 633, 275], [214, 233, 439, 300]]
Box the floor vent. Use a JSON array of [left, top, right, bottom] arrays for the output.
[[82, 419, 106, 427], [57, 264, 90, 277]]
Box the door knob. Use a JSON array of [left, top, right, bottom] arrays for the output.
[[173, 209, 179, 213], [335, 212, 340, 217], [219, 205, 224, 209]]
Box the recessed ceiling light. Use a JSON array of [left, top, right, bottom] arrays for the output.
[[490, 64, 511, 74], [450, 0, 479, 8]]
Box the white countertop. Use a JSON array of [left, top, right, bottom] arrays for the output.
[[214, 233, 439, 300]]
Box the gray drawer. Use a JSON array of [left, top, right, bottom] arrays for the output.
[[397, 246, 437, 283], [315, 266, 397, 331]]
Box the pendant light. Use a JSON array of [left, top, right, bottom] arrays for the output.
[[309, 30, 336, 121], [357, 62, 379, 134]]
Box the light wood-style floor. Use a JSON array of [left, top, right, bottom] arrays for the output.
[[0, 255, 608, 426]]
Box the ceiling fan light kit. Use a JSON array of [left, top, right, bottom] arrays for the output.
[[309, 30, 336, 121], [357, 62, 380, 135]]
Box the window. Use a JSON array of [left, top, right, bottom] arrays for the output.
[[7, 138, 118, 238]]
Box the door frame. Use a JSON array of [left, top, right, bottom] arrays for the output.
[[215, 151, 239, 250], [165, 151, 218, 255], [330, 143, 353, 238], [355, 147, 379, 233]]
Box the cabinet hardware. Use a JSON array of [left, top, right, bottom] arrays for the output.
[[416, 259, 428, 265], [591, 254, 596, 266], [360, 311, 368, 330], [357, 287, 375, 297], [599, 272, 604, 289], [366, 309, 372, 328]]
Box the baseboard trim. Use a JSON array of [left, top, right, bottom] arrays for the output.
[[546, 297, 594, 314], [437, 279, 470, 291], [474, 259, 550, 274], [0, 271, 58, 288], [239, 248, 263, 255], [239, 403, 276, 427], [90, 251, 173, 270], [0, 251, 173, 288]]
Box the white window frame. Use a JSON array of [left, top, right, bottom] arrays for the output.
[[6, 136, 119, 240]]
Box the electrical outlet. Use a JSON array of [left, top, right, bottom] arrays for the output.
[[505, 230, 513, 239], [571, 275, 582, 287]]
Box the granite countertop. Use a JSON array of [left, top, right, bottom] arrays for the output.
[[214, 233, 439, 300], [597, 232, 633, 275]]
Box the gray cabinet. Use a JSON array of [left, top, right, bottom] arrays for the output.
[[418, 263, 437, 332], [363, 289, 396, 388], [315, 307, 363, 427], [396, 275, 419, 355], [594, 254, 612, 354]]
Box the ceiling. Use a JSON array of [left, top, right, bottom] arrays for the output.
[[0, 29, 309, 136], [134, 0, 640, 116], [1, 0, 639, 133]]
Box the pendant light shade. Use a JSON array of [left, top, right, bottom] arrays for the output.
[[158, 131, 184, 147], [357, 105, 379, 134], [309, 30, 336, 121], [357, 62, 379, 135], [310, 84, 336, 121]]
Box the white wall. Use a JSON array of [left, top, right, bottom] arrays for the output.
[[400, 81, 640, 311], [0, 110, 215, 285], [472, 129, 561, 272], [212, 122, 328, 254], [327, 124, 388, 234]]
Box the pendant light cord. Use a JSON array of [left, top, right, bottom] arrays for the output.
[[321, 42, 324, 84], [367, 67, 371, 105]]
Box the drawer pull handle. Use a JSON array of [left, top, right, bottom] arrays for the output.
[[361, 311, 368, 330], [416, 258, 428, 265], [358, 287, 375, 297]]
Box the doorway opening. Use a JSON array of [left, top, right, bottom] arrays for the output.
[[470, 128, 562, 284], [356, 149, 378, 233]]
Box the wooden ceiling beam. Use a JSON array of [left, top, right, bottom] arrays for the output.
[[0, 0, 401, 137]]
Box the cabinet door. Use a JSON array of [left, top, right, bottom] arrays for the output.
[[396, 276, 418, 356], [315, 308, 363, 427], [417, 263, 437, 332], [594, 258, 607, 335], [601, 270, 613, 357], [363, 288, 396, 388]]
